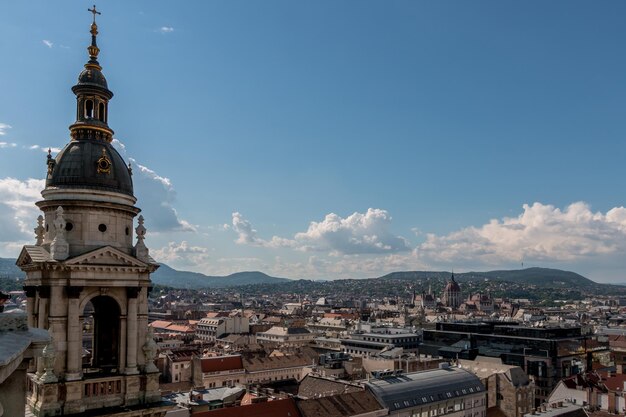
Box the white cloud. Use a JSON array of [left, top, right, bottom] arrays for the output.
[[294, 209, 411, 254], [0, 178, 44, 256], [153, 241, 209, 267], [232, 212, 260, 245], [416, 202, 626, 267], [111, 139, 126, 153], [227, 202, 626, 279], [159, 26, 174, 33], [42, 40, 53, 48], [0, 142, 17, 148], [130, 159, 196, 232], [111, 139, 195, 233], [0, 123, 11, 136], [230, 212, 297, 249], [231, 209, 410, 255]]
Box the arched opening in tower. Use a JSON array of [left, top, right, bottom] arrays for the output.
[[82, 295, 121, 373], [98, 102, 105, 122], [85, 99, 94, 118]]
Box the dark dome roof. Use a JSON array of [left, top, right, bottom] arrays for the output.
[[46, 141, 133, 196], [77, 68, 108, 89]]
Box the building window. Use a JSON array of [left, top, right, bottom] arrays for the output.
[[85, 99, 94, 118]]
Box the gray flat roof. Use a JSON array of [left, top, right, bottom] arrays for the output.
[[365, 367, 484, 413]]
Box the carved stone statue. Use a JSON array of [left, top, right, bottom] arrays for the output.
[[50, 206, 69, 260], [142, 326, 158, 373], [34, 215, 45, 246], [134, 215, 149, 262], [40, 331, 58, 383]]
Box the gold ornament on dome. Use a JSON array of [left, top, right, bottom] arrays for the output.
[[96, 147, 111, 174]]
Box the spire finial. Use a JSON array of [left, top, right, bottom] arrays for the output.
[[85, 5, 102, 70], [88, 5, 101, 24]]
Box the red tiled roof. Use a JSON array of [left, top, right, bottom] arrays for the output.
[[166, 324, 194, 333], [243, 354, 310, 372], [149, 320, 173, 329], [602, 374, 626, 392], [194, 398, 301, 417], [200, 355, 244, 373], [206, 312, 230, 318], [560, 372, 601, 390]]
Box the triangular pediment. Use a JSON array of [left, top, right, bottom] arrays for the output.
[[65, 246, 148, 268], [16, 245, 53, 268]]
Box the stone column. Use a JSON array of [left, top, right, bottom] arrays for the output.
[[65, 286, 82, 380], [37, 286, 50, 329], [125, 287, 139, 375], [24, 286, 36, 328]]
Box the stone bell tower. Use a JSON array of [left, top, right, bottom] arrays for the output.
[[16, 7, 171, 417]]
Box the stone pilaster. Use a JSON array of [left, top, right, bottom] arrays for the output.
[[65, 286, 82, 381], [125, 287, 139, 375]]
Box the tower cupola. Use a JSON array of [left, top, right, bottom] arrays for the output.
[[44, 5, 133, 197], [69, 5, 114, 142]]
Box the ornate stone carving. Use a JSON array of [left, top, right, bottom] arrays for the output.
[[34, 215, 45, 245], [46, 148, 56, 176], [142, 326, 158, 373], [40, 331, 58, 383], [50, 206, 69, 260], [134, 215, 149, 262]]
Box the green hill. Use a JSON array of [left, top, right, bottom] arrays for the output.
[[150, 264, 290, 289], [380, 267, 596, 288], [0, 258, 291, 290]]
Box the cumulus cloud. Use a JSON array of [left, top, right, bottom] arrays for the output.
[[153, 241, 209, 267], [159, 26, 174, 33], [231, 208, 410, 255], [0, 178, 44, 255], [231, 212, 259, 245], [0, 142, 17, 148], [42, 40, 53, 48], [416, 202, 626, 267], [0, 123, 11, 136], [227, 202, 626, 279], [111, 139, 194, 233], [294, 209, 411, 254], [230, 212, 296, 248], [131, 160, 196, 232]]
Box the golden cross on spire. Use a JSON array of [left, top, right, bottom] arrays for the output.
[[88, 5, 101, 24]]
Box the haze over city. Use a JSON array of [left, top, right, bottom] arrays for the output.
[[2, 1, 626, 282]]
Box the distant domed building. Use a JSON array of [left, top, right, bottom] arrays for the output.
[[441, 273, 461, 308]]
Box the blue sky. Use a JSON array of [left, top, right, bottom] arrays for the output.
[[1, 1, 626, 282]]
